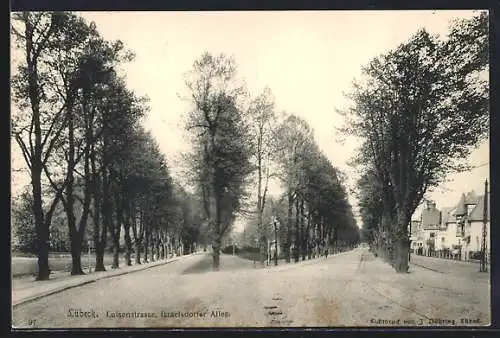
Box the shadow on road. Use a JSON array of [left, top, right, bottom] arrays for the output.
[[182, 254, 255, 275]]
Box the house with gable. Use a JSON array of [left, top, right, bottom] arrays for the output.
[[419, 200, 441, 256], [411, 183, 490, 261], [451, 189, 490, 261]]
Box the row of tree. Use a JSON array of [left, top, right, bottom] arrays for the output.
[[11, 12, 205, 280], [344, 13, 489, 272], [183, 53, 359, 269]]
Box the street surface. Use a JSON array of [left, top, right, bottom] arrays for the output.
[[12, 248, 490, 328]]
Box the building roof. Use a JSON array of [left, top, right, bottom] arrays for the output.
[[440, 207, 454, 225], [468, 194, 490, 222], [454, 194, 467, 216], [465, 190, 478, 205], [446, 209, 457, 224], [454, 190, 480, 216]]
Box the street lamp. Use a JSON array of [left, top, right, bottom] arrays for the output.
[[480, 179, 488, 273]]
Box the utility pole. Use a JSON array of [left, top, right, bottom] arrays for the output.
[[480, 179, 488, 272]]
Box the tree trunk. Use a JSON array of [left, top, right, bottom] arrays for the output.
[[155, 231, 161, 260], [259, 231, 267, 267], [150, 232, 156, 262], [166, 234, 171, 258], [24, 15, 50, 281], [393, 210, 410, 273], [124, 220, 132, 266], [213, 194, 222, 270], [70, 234, 84, 275], [286, 191, 293, 263], [294, 195, 300, 262], [112, 192, 124, 269], [132, 207, 141, 265], [135, 241, 141, 264], [112, 227, 120, 269], [33, 170, 50, 280], [93, 248, 103, 271], [144, 229, 149, 262], [97, 167, 112, 272], [162, 233, 168, 259], [94, 206, 107, 272], [65, 103, 85, 276], [212, 238, 221, 270], [300, 198, 306, 261], [274, 224, 279, 266]]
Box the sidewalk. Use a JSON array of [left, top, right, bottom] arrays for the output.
[[12, 253, 198, 308], [410, 254, 490, 280]]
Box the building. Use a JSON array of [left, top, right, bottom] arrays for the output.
[[456, 191, 490, 261], [419, 200, 441, 256], [431, 206, 465, 258], [411, 182, 490, 261]]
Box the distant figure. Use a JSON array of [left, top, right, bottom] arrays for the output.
[[324, 247, 328, 259]]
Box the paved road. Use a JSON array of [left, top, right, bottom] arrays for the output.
[[12, 249, 490, 328]]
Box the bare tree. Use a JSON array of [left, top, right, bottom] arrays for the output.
[[247, 87, 278, 267]]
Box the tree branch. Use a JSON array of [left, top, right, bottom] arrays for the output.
[[14, 133, 33, 170]]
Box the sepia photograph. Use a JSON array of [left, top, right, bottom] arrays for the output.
[[10, 10, 490, 328]]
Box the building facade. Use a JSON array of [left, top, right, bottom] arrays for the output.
[[413, 187, 490, 261], [419, 200, 441, 256], [458, 192, 490, 260]]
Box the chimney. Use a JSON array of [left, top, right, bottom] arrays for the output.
[[427, 200, 435, 210]]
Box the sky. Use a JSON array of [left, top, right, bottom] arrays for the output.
[[10, 10, 490, 230]]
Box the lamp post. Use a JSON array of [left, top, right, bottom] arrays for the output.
[[480, 179, 488, 272], [408, 221, 412, 264]]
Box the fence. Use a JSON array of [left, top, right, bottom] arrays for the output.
[[413, 249, 490, 264]]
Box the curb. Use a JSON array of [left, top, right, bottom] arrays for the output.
[[410, 262, 444, 274], [12, 254, 197, 308]]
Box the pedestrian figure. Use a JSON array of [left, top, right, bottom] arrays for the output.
[[324, 247, 328, 259]]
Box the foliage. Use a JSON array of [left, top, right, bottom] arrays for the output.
[[12, 188, 37, 254], [11, 11, 200, 277], [341, 12, 488, 272], [185, 52, 254, 269]]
